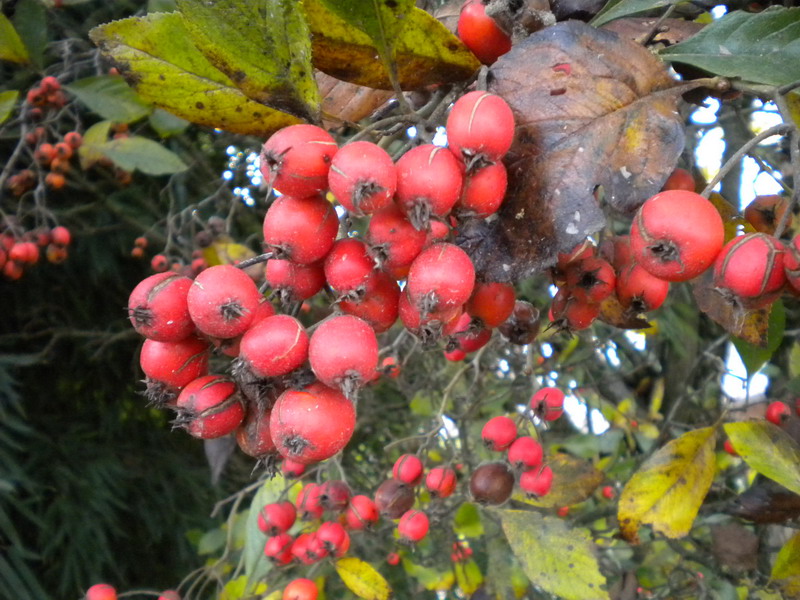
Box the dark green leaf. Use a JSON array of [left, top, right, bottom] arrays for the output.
[[592, 0, 682, 28], [660, 7, 800, 87], [148, 107, 189, 137], [732, 299, 785, 377], [66, 76, 153, 123], [95, 135, 188, 175], [176, 0, 319, 121], [12, 0, 47, 67]]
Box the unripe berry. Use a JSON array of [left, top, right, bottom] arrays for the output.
[[260, 124, 337, 198], [519, 464, 554, 497], [328, 141, 396, 215], [446, 91, 514, 165], [397, 509, 429, 542], [481, 415, 517, 451], [345, 495, 379, 530], [507, 436, 543, 470], [531, 387, 565, 421], [469, 462, 514, 505], [374, 478, 415, 519], [425, 466, 457, 498], [393, 454, 424, 486]]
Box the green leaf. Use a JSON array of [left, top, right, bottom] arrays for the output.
[[591, 0, 683, 28], [304, 0, 480, 90], [197, 527, 226, 555], [90, 13, 303, 136], [219, 575, 267, 600], [95, 135, 187, 175], [12, 0, 47, 67], [618, 426, 717, 543], [403, 559, 455, 591], [0, 14, 30, 64], [78, 120, 114, 170], [498, 509, 608, 600], [724, 421, 800, 496], [336, 557, 392, 600], [453, 502, 484, 538], [176, 0, 319, 121], [732, 299, 785, 377], [148, 107, 189, 137], [148, 0, 176, 11], [660, 7, 800, 87], [243, 476, 288, 592], [0, 91, 19, 125], [790, 341, 800, 379], [772, 532, 800, 597], [454, 559, 483, 595], [66, 76, 153, 123], [409, 391, 434, 416]]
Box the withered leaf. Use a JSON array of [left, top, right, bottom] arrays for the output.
[[317, 72, 394, 129], [467, 21, 686, 282], [598, 293, 652, 330]]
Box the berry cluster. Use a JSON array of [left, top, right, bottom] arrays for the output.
[[24, 76, 67, 121], [0, 225, 71, 280], [84, 583, 179, 600]]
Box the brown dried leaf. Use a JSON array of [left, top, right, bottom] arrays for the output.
[[434, 0, 463, 35], [601, 17, 704, 46], [598, 293, 652, 329], [317, 72, 394, 128], [466, 21, 687, 282], [710, 523, 758, 571]]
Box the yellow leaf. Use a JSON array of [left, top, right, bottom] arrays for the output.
[[515, 453, 603, 508], [78, 120, 114, 170], [304, 0, 479, 90], [203, 240, 256, 267], [619, 426, 717, 544], [0, 15, 29, 64], [772, 532, 800, 597], [497, 509, 609, 600], [335, 557, 391, 600], [0, 90, 18, 125], [707, 192, 752, 241], [724, 421, 800, 496]]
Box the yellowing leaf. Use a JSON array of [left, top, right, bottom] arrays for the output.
[[772, 532, 800, 597], [220, 575, 266, 600], [176, 0, 319, 120], [455, 559, 483, 595], [498, 509, 608, 600], [90, 13, 303, 136], [618, 426, 717, 543], [304, 0, 479, 90], [724, 421, 800, 496], [0, 14, 30, 64], [78, 120, 114, 170], [403, 559, 455, 591], [202, 240, 256, 268], [336, 557, 391, 600], [0, 90, 19, 125], [516, 453, 604, 508]]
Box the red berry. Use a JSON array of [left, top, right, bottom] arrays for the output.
[[309, 315, 379, 395], [765, 400, 790, 425], [86, 584, 117, 600], [481, 415, 517, 451], [557, 506, 570, 517], [722, 439, 738, 457], [465, 281, 515, 328], [40, 76, 60, 92], [128, 273, 194, 342], [366, 204, 427, 270], [175, 375, 244, 439], [324, 238, 376, 297], [398, 509, 429, 542], [188, 265, 261, 339], [239, 315, 308, 378], [393, 454, 424, 486], [290, 532, 321, 564], [151, 254, 169, 273], [316, 521, 350, 557], [395, 145, 463, 228], [263, 194, 339, 264], [426, 466, 457, 498], [338, 270, 400, 333], [531, 387, 565, 421], [270, 383, 356, 464], [140, 336, 209, 390], [451, 319, 492, 354], [387, 552, 401, 565], [282, 458, 307, 478], [630, 190, 724, 282], [9, 241, 38, 264], [265, 259, 325, 301], [345, 495, 379, 530], [446, 91, 515, 165], [381, 356, 401, 379], [565, 256, 616, 304], [297, 483, 325, 520], [455, 161, 508, 218], [283, 577, 318, 600], [407, 243, 475, 314], [50, 225, 71, 247], [328, 141, 396, 215], [457, 0, 512, 65], [260, 124, 337, 198], [235, 404, 276, 459], [507, 436, 543, 470], [157, 591, 181, 600], [601, 485, 615, 499], [661, 167, 695, 192], [264, 532, 294, 564], [616, 261, 670, 313], [444, 347, 466, 361], [398, 289, 463, 342], [519, 464, 554, 497], [713, 233, 786, 309], [64, 131, 83, 149], [258, 501, 297, 536]]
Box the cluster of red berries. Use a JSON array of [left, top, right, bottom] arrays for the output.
[[1, 225, 71, 280], [146, 250, 208, 278], [24, 76, 67, 121], [83, 583, 179, 600]]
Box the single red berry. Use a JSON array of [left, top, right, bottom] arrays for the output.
[[630, 190, 724, 282], [722, 439, 738, 457], [135, 236, 149, 248], [282, 458, 306, 478], [338, 270, 400, 333], [40, 75, 60, 92], [451, 319, 492, 354], [239, 315, 308, 378], [263, 194, 339, 264], [175, 375, 244, 439], [447, 91, 515, 165], [296, 482, 325, 520], [3, 260, 24, 280], [616, 261, 670, 313], [324, 238, 376, 297], [328, 141, 396, 215], [374, 479, 415, 519], [387, 552, 401, 566], [457, 0, 512, 65], [128, 272, 194, 342], [260, 124, 338, 198], [151, 254, 169, 273], [235, 404, 276, 459], [50, 225, 71, 247], [86, 584, 118, 600], [398, 289, 463, 343], [469, 462, 514, 505], [507, 436, 543, 470], [393, 454, 424, 486], [713, 233, 786, 309], [309, 315, 379, 396], [395, 144, 463, 229], [366, 204, 427, 270], [345, 495, 379, 530], [9, 241, 38, 264], [265, 259, 325, 302], [426, 466, 457, 498], [283, 577, 318, 600], [264, 532, 294, 565], [157, 591, 181, 600], [290, 532, 320, 565], [258, 501, 297, 536], [398, 509, 429, 542], [319, 480, 352, 512], [407, 243, 476, 314], [601, 485, 615, 500], [565, 256, 616, 304], [531, 387, 565, 421], [316, 521, 350, 557], [481, 415, 517, 451], [64, 131, 83, 149], [519, 465, 554, 497], [557, 506, 570, 517], [444, 347, 467, 361], [465, 281, 515, 328], [661, 167, 695, 192], [766, 401, 790, 425], [270, 383, 356, 464], [140, 336, 209, 391], [188, 265, 261, 339], [381, 356, 401, 379]]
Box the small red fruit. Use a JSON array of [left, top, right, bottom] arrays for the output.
[[765, 401, 790, 425], [387, 552, 401, 566], [744, 195, 792, 235], [723, 439, 738, 457], [393, 454, 424, 486], [481, 416, 517, 451], [175, 375, 244, 439], [316, 521, 350, 557], [265, 259, 325, 302], [507, 436, 543, 470], [519, 464, 554, 497], [264, 532, 294, 565], [151, 254, 169, 273], [328, 141, 396, 215], [713, 233, 786, 309], [345, 495, 379, 530], [188, 265, 261, 338], [398, 509, 429, 542], [407, 243, 476, 314], [64, 131, 83, 149], [557, 506, 570, 517], [140, 336, 209, 391], [282, 458, 307, 478], [239, 315, 308, 378], [425, 466, 457, 498], [260, 124, 338, 198], [565, 256, 616, 304], [235, 404, 276, 459], [50, 225, 71, 247], [128, 272, 194, 342], [366, 204, 427, 270], [324, 238, 376, 297], [531, 387, 565, 421], [457, 0, 512, 65], [466, 281, 516, 328], [338, 270, 400, 333], [283, 577, 318, 600], [309, 315, 379, 395], [263, 194, 339, 264], [297, 482, 325, 520], [446, 91, 515, 165], [319, 480, 352, 512], [395, 144, 464, 228], [86, 584, 117, 600], [661, 167, 695, 192], [616, 261, 670, 313], [157, 591, 181, 600], [601, 485, 615, 500], [258, 501, 297, 536]]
